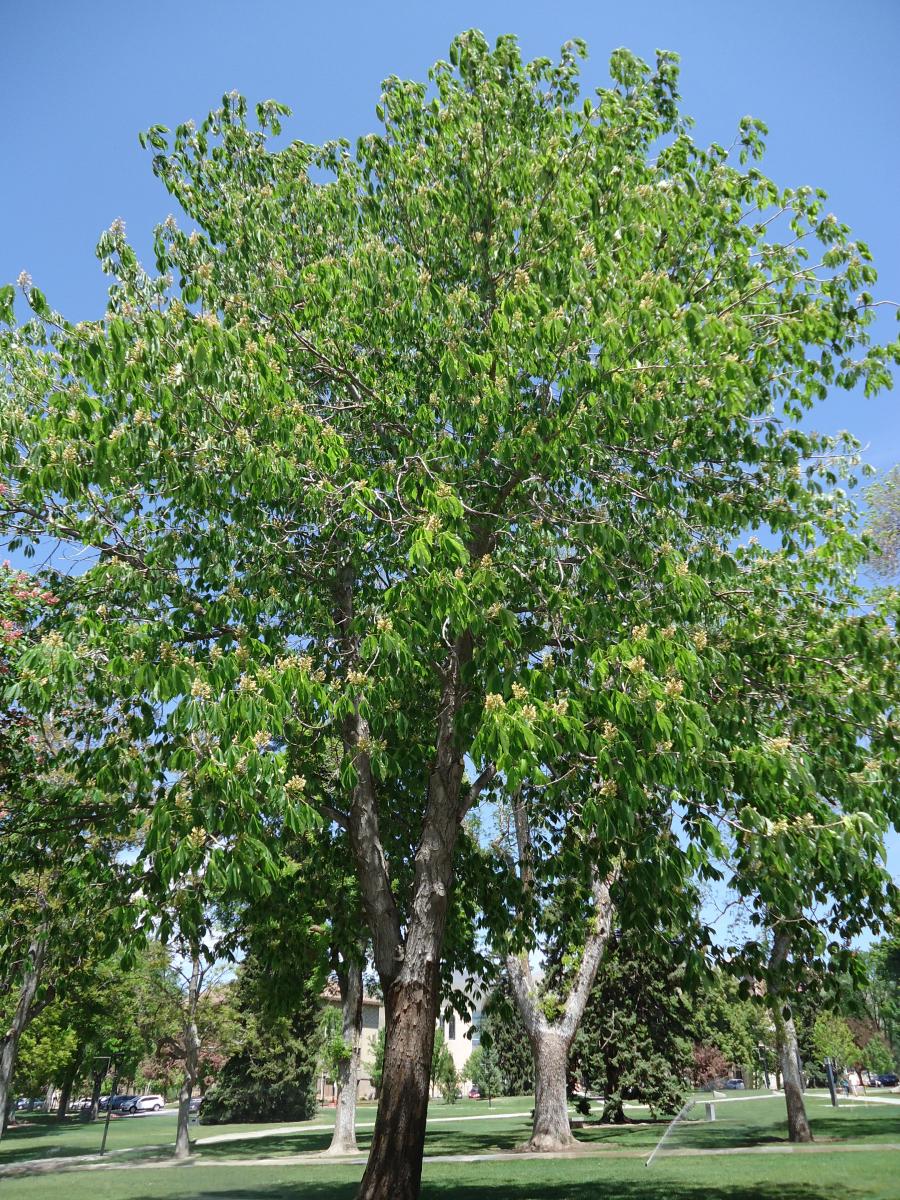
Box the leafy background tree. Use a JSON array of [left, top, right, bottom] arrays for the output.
[[466, 1038, 503, 1105], [200, 959, 319, 1125], [570, 929, 696, 1122]]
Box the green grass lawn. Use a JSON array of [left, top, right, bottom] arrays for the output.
[[2, 1092, 898, 1199], [0, 1096, 530, 1165], [2, 1149, 900, 1200]]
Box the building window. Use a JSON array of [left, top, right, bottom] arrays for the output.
[[362, 1005, 379, 1030], [448, 1016, 456, 1041]]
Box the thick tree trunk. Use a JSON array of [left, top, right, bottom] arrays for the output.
[[326, 958, 364, 1156], [174, 951, 201, 1160], [769, 929, 812, 1144], [530, 1029, 576, 1151], [0, 939, 46, 1145], [356, 975, 439, 1200]]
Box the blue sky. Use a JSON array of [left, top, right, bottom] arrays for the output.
[[3, 0, 898, 466], [3, 1, 899, 927]]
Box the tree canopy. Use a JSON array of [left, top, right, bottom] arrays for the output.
[[1, 28, 898, 1197]]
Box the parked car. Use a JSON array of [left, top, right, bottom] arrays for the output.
[[724, 1079, 746, 1090], [467, 1087, 481, 1099], [123, 1094, 166, 1113], [874, 1073, 899, 1088], [108, 1094, 137, 1112]]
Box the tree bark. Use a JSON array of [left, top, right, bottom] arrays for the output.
[[325, 956, 364, 1155], [356, 974, 439, 1200], [769, 929, 812, 1143], [530, 1028, 575, 1150], [0, 938, 46, 1145], [353, 762, 463, 1200], [174, 950, 202, 1160]]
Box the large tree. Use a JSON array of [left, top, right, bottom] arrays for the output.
[[2, 29, 898, 1198]]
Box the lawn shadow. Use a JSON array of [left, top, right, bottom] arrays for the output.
[[809, 1114, 900, 1142], [0, 1119, 114, 1164], [197, 1131, 336, 1159], [108, 1178, 875, 1200]]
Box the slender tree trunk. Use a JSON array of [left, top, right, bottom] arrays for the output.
[[56, 1078, 72, 1121], [356, 973, 439, 1200], [174, 951, 201, 1160], [769, 930, 812, 1143], [336, 559, 494, 1200], [86, 1070, 103, 1121], [56, 1053, 82, 1121], [0, 938, 46, 1145], [772, 1002, 812, 1142], [326, 957, 364, 1155], [353, 762, 462, 1200]]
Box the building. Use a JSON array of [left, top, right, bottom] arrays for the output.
[[317, 972, 487, 1102], [318, 981, 384, 1102]]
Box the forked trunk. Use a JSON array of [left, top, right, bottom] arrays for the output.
[[325, 958, 364, 1156], [530, 1029, 576, 1151], [506, 860, 617, 1153], [339, 558, 482, 1199], [175, 951, 201, 1160], [0, 938, 46, 1145], [355, 975, 438, 1200]]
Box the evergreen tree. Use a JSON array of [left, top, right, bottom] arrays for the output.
[[570, 930, 695, 1122], [200, 959, 319, 1124], [479, 982, 534, 1097]]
